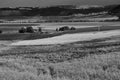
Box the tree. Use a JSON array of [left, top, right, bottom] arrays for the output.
[[70, 27, 76, 30], [38, 27, 42, 32], [56, 28, 59, 31], [26, 27, 34, 33], [0, 30, 2, 33], [108, 5, 120, 20], [59, 26, 70, 31], [19, 27, 26, 33]]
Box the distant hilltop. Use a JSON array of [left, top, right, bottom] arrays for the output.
[[76, 5, 103, 9], [0, 4, 120, 18], [109, 5, 120, 19]]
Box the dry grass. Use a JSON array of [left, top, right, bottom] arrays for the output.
[[51, 52, 120, 80], [0, 35, 120, 80], [2, 35, 120, 62], [0, 52, 120, 80]]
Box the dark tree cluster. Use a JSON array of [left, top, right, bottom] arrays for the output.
[[19, 27, 34, 33], [0, 30, 2, 34], [26, 27, 34, 33], [108, 5, 120, 19], [19, 27, 26, 33], [56, 26, 76, 31]]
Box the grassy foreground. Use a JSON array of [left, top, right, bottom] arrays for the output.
[[0, 35, 120, 80]]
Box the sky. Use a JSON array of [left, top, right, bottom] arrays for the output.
[[0, 0, 120, 8]]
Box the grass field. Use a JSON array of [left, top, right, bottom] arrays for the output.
[[11, 30, 120, 45], [0, 25, 120, 40], [0, 22, 120, 80], [0, 34, 120, 80], [0, 22, 120, 40], [0, 22, 120, 31]]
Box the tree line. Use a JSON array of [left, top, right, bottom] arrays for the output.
[[0, 5, 117, 16]]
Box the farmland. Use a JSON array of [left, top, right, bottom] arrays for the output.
[[0, 4, 120, 80], [0, 21, 120, 80], [0, 33, 120, 80], [0, 22, 120, 40], [11, 30, 120, 45]]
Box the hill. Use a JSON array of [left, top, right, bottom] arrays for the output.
[[0, 5, 116, 17], [0, 4, 120, 22], [109, 5, 120, 19]]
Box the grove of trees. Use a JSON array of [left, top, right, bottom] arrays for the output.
[[57, 26, 76, 31], [19, 27, 35, 33], [0, 30, 2, 33]]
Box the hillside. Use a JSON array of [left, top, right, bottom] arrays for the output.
[[109, 5, 120, 19], [0, 5, 117, 17], [0, 4, 120, 22]]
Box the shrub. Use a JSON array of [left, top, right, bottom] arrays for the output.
[[39, 27, 42, 32], [59, 26, 70, 31], [70, 27, 76, 30], [26, 27, 34, 33], [56, 28, 59, 31], [0, 30, 2, 33], [19, 27, 26, 33]]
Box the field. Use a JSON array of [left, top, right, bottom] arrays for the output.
[[0, 22, 120, 40], [11, 30, 120, 45], [0, 22, 120, 32], [0, 34, 120, 80], [0, 22, 120, 80]]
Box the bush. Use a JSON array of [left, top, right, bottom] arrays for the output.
[[39, 27, 42, 32], [56, 28, 59, 31], [26, 27, 34, 33], [0, 30, 2, 33], [70, 27, 76, 30], [59, 26, 70, 31], [19, 27, 26, 33]]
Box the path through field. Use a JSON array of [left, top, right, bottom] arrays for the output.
[[11, 30, 120, 45]]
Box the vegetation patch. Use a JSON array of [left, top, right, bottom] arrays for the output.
[[0, 35, 120, 80]]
